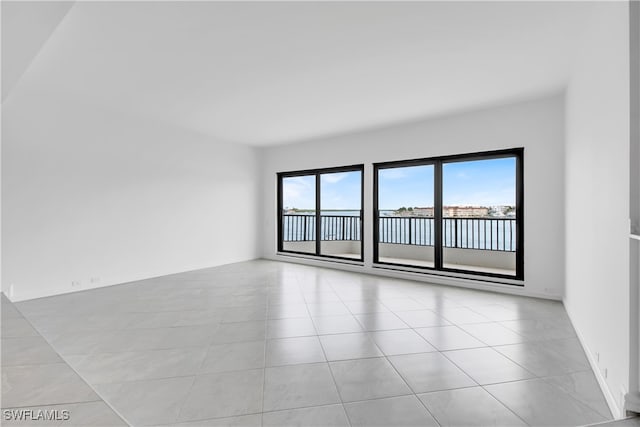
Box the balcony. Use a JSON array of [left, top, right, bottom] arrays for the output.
[[282, 214, 517, 276]]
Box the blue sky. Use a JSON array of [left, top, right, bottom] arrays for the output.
[[379, 165, 434, 209], [379, 158, 515, 209], [283, 171, 361, 210], [283, 157, 515, 210], [282, 175, 315, 209], [442, 158, 516, 207]]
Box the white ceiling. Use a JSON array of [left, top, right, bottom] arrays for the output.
[[3, 1, 590, 146], [1, 1, 74, 100]]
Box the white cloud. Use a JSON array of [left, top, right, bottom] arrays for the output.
[[443, 188, 515, 207], [283, 176, 315, 209], [321, 173, 348, 184], [379, 169, 408, 180]]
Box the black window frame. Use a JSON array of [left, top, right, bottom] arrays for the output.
[[277, 164, 365, 262], [373, 148, 524, 281]]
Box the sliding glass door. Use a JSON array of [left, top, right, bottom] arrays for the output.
[[442, 157, 517, 276], [281, 174, 317, 254], [377, 164, 435, 267], [374, 149, 523, 280], [278, 165, 364, 261], [320, 170, 362, 259], [276, 149, 522, 280]]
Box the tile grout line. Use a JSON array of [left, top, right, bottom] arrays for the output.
[[536, 374, 614, 420], [327, 278, 370, 427], [5, 300, 134, 427], [385, 290, 492, 426], [172, 330, 225, 423], [436, 347, 533, 427], [327, 285, 589, 425], [388, 297, 536, 427], [479, 382, 537, 427], [444, 347, 596, 425], [374, 334, 444, 426], [302, 285, 353, 427], [6, 264, 607, 426], [261, 292, 273, 426], [344, 291, 445, 425]]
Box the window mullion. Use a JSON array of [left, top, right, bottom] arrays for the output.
[[434, 161, 443, 270], [315, 172, 321, 256]]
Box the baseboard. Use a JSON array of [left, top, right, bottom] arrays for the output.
[[6, 257, 262, 302], [564, 303, 623, 418], [268, 254, 562, 301]]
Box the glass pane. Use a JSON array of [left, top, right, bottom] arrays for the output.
[[442, 157, 517, 276], [282, 175, 316, 254], [320, 171, 362, 259], [377, 165, 435, 267]]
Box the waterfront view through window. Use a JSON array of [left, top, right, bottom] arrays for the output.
[[277, 149, 522, 281], [442, 157, 517, 275], [378, 164, 436, 268], [279, 166, 364, 261], [281, 174, 316, 255], [374, 149, 523, 280]]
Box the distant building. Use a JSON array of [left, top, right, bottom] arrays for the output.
[[412, 207, 434, 216], [443, 206, 489, 217], [394, 206, 491, 217]]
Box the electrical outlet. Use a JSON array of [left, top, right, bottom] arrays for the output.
[[90, 277, 100, 284], [604, 368, 608, 379], [71, 281, 81, 288], [596, 352, 600, 362]]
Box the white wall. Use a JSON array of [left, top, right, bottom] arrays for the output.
[[630, 0, 640, 398], [2, 92, 260, 301], [564, 1, 630, 417], [260, 94, 566, 299]]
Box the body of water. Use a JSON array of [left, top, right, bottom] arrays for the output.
[[283, 211, 516, 251]]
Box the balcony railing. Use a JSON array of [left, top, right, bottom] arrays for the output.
[[379, 216, 515, 252], [283, 214, 516, 252], [282, 214, 361, 242]]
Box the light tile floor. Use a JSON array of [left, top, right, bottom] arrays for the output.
[[1, 294, 127, 426], [2, 260, 616, 426]]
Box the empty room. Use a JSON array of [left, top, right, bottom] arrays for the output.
[[2, 1, 639, 426]]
